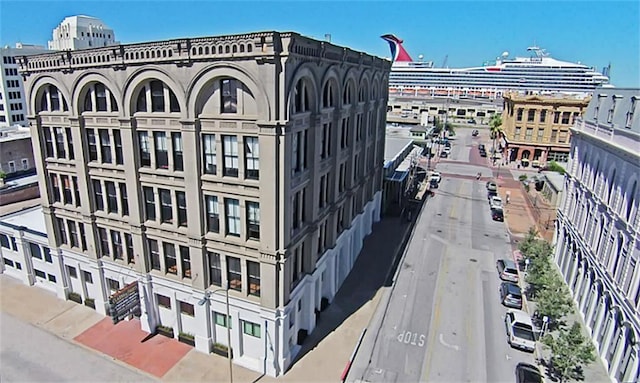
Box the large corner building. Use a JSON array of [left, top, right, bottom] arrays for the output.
[[16, 31, 390, 376], [553, 88, 639, 383]]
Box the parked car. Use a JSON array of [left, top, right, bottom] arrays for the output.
[[515, 363, 544, 383], [504, 310, 536, 352], [429, 171, 442, 184], [490, 196, 504, 209], [429, 178, 439, 189], [500, 282, 523, 309], [487, 189, 498, 200], [440, 151, 449, 158], [479, 150, 487, 157], [497, 259, 519, 283], [478, 144, 485, 151], [491, 207, 504, 222], [471, 129, 479, 137], [468, 119, 477, 124], [486, 181, 497, 191]]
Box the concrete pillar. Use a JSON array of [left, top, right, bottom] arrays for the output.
[[585, 285, 599, 333], [592, 298, 608, 349], [192, 291, 212, 353], [609, 327, 628, 380], [622, 350, 639, 383], [599, 314, 617, 362], [138, 274, 157, 333]]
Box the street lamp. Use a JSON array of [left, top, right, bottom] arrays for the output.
[[199, 283, 233, 383]]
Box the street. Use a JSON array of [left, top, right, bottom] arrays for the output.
[[350, 128, 535, 382], [0, 311, 154, 382]]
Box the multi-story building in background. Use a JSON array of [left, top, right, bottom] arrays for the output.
[[502, 92, 590, 166], [48, 15, 118, 51], [16, 30, 389, 376], [1, 43, 50, 127], [0, 125, 36, 176], [553, 88, 639, 383]]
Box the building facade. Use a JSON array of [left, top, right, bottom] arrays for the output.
[[553, 88, 639, 383], [48, 15, 118, 51], [502, 92, 590, 166], [0, 126, 36, 176], [16, 31, 390, 376], [1, 43, 50, 127]]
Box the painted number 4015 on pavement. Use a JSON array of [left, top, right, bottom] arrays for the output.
[[397, 331, 426, 347]]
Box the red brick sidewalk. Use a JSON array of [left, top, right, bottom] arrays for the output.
[[74, 317, 191, 378]]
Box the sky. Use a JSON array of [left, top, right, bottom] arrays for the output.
[[1, 0, 639, 87]]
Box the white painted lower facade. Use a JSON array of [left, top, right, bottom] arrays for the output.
[[0, 192, 381, 377]]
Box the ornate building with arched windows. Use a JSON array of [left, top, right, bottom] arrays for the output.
[[554, 88, 639, 383], [12, 31, 390, 376]]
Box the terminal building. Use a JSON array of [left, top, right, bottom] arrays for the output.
[[553, 88, 639, 383], [10, 30, 389, 376], [48, 15, 118, 51]]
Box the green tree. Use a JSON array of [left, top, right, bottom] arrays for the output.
[[542, 322, 596, 382], [518, 227, 540, 258], [535, 279, 575, 327], [444, 121, 455, 136], [489, 114, 503, 153], [433, 117, 443, 135]]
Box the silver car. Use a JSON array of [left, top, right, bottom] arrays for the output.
[[504, 309, 536, 352]]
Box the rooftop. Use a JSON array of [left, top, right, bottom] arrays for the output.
[[0, 126, 32, 142], [0, 204, 47, 236], [384, 136, 413, 163]]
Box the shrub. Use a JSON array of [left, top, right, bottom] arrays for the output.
[[68, 291, 82, 304], [519, 174, 528, 181], [547, 161, 566, 175]]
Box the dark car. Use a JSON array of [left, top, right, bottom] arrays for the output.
[[515, 363, 543, 383], [488, 189, 498, 200], [500, 282, 522, 309], [471, 129, 479, 137], [439, 151, 448, 158], [478, 144, 485, 151], [480, 150, 487, 157], [491, 207, 504, 221], [430, 178, 439, 189]]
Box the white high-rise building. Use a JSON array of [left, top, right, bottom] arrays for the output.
[[554, 87, 640, 383], [48, 15, 118, 51], [1, 43, 50, 127]]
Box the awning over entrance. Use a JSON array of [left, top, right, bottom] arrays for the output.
[[386, 170, 409, 183]]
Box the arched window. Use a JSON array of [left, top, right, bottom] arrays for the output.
[[293, 79, 310, 114], [247, 44, 253, 52], [134, 80, 180, 114], [204, 46, 209, 55], [343, 82, 354, 105], [239, 45, 245, 53], [626, 180, 637, 221], [225, 45, 230, 54], [39, 84, 68, 112], [82, 82, 119, 112], [232, 45, 238, 53], [359, 83, 368, 103], [322, 82, 334, 108], [218, 46, 223, 54]]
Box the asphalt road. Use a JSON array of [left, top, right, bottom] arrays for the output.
[[0, 311, 154, 383], [350, 129, 535, 382]]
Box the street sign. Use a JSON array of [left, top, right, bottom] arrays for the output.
[[108, 281, 140, 324]]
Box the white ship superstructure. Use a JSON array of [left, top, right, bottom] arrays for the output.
[[382, 35, 611, 99]]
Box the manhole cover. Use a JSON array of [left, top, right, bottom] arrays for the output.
[[469, 258, 478, 262], [437, 229, 442, 233], [437, 213, 442, 216], [484, 233, 489, 237]]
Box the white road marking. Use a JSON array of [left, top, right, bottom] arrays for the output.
[[438, 333, 460, 351]]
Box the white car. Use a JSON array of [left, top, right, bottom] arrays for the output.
[[490, 196, 503, 209], [504, 309, 536, 352], [429, 171, 442, 184]]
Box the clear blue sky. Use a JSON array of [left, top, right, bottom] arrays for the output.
[[1, 0, 638, 87]]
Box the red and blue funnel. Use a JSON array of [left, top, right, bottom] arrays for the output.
[[381, 34, 413, 62]]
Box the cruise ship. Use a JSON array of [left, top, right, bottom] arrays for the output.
[[382, 34, 611, 99]]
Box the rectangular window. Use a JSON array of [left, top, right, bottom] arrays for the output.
[[111, 230, 123, 259], [138, 131, 151, 167], [247, 260, 260, 297], [51, 174, 61, 202], [29, 242, 42, 259], [98, 227, 109, 257], [516, 108, 523, 121], [67, 265, 77, 278], [143, 187, 155, 221], [223, 135, 239, 177], [293, 191, 300, 230], [99, 129, 112, 163], [514, 127, 521, 140], [242, 321, 261, 338], [561, 111, 571, 124], [292, 131, 299, 172], [163, 242, 177, 274], [61, 175, 72, 204], [340, 119, 348, 149], [157, 294, 171, 309], [539, 110, 546, 123], [172, 132, 183, 171], [225, 198, 241, 236], [106, 278, 120, 292], [177, 191, 187, 227], [43, 247, 52, 263], [214, 312, 231, 328], [55, 127, 66, 159], [227, 256, 242, 291], [221, 79, 238, 113], [203, 134, 217, 175], [65, 128, 75, 160], [525, 128, 533, 141], [119, 183, 129, 216], [87, 129, 98, 161], [321, 123, 331, 159], [558, 131, 568, 143], [537, 129, 544, 142], [72, 177, 81, 207], [154, 131, 168, 169], [113, 130, 123, 165], [79, 223, 87, 251], [83, 271, 93, 284], [0, 234, 9, 249], [206, 195, 220, 233], [180, 301, 195, 316], [208, 252, 222, 286], [148, 239, 160, 270], [34, 269, 46, 279], [551, 130, 558, 142], [68, 221, 79, 248], [43, 128, 54, 157], [93, 180, 104, 211], [125, 233, 134, 264], [527, 109, 535, 122], [553, 111, 560, 124], [246, 201, 260, 240], [180, 246, 191, 279], [106, 181, 118, 213], [159, 189, 173, 224], [150, 81, 164, 112], [245, 137, 259, 179]]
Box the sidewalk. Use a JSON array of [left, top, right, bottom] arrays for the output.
[[0, 214, 414, 382]]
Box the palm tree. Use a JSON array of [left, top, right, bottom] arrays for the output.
[[489, 114, 503, 155]]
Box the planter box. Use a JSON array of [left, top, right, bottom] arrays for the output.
[[157, 327, 174, 338], [212, 345, 233, 358], [178, 334, 195, 347], [84, 298, 96, 310], [68, 292, 82, 304]]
